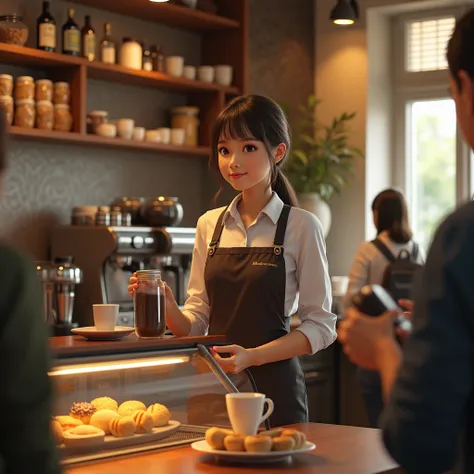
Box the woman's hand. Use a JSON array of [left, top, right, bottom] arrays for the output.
[[210, 345, 256, 374], [128, 273, 138, 296]]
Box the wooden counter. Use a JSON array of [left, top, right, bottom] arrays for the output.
[[66, 423, 401, 474], [50, 335, 227, 358]]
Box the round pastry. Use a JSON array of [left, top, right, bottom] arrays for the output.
[[147, 403, 171, 427], [244, 435, 272, 453], [110, 416, 136, 437], [90, 409, 119, 435], [70, 402, 97, 424], [205, 427, 233, 450], [63, 425, 105, 448], [50, 419, 63, 445], [131, 410, 153, 434], [118, 400, 146, 417], [260, 428, 284, 438], [281, 429, 303, 449], [272, 435, 296, 451], [55, 415, 83, 431], [223, 434, 246, 452], [91, 396, 118, 412]]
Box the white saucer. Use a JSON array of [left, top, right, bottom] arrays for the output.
[[71, 326, 134, 341], [191, 440, 316, 464]]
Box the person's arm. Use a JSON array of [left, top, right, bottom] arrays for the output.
[[375, 339, 402, 401], [381, 210, 474, 474], [0, 248, 60, 474], [342, 242, 371, 312]]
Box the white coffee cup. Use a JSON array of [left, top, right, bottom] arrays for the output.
[[132, 126, 145, 141], [225, 393, 274, 435], [157, 127, 171, 144], [331, 276, 349, 297], [146, 129, 161, 143], [93, 304, 119, 331], [117, 118, 135, 140], [170, 128, 185, 146], [215, 65, 233, 86], [198, 65, 215, 83], [166, 56, 184, 77], [183, 65, 196, 80]]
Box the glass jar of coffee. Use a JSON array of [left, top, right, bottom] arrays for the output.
[[134, 270, 166, 339]]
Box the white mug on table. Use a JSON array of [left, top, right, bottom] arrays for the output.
[[93, 304, 119, 330]]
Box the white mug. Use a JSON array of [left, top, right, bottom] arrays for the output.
[[117, 118, 135, 140], [225, 393, 274, 435], [215, 65, 233, 86], [157, 127, 171, 144], [93, 304, 119, 331], [183, 65, 196, 80], [198, 65, 215, 83], [166, 56, 184, 77], [170, 128, 185, 146], [132, 126, 145, 141]]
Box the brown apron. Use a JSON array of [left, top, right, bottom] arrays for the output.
[[205, 204, 308, 427]]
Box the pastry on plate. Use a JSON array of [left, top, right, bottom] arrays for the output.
[[147, 403, 171, 427], [63, 425, 105, 448], [50, 419, 63, 445], [90, 409, 119, 435], [132, 410, 153, 434], [70, 402, 97, 424], [272, 435, 296, 451], [281, 429, 304, 449], [90, 396, 118, 412], [223, 434, 245, 452], [55, 415, 83, 431], [110, 416, 136, 437], [260, 428, 284, 438], [118, 400, 146, 417], [244, 435, 272, 453], [205, 427, 233, 450]]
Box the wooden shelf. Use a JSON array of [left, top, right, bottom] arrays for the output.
[[0, 43, 239, 94], [8, 127, 211, 158], [72, 0, 240, 31]]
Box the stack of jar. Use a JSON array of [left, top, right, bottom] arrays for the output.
[[0, 74, 73, 132]]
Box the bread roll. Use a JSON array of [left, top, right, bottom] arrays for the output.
[[90, 409, 119, 435], [110, 416, 136, 437], [244, 435, 272, 453], [118, 400, 146, 417], [70, 402, 97, 424], [51, 420, 63, 445], [132, 410, 153, 434], [281, 429, 304, 449], [272, 436, 295, 451], [224, 434, 246, 452], [55, 415, 83, 431], [147, 403, 171, 427], [260, 428, 284, 438], [205, 427, 233, 450], [91, 397, 118, 412]]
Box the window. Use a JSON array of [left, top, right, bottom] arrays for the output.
[[393, 8, 471, 251]]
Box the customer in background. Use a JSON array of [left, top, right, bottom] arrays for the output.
[[343, 188, 425, 428], [339, 8, 474, 473], [0, 111, 60, 473]]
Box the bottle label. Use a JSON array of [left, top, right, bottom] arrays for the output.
[[84, 34, 96, 60], [64, 29, 80, 53], [102, 46, 115, 64], [39, 23, 56, 48]]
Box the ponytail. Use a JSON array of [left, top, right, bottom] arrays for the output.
[[273, 167, 299, 207]]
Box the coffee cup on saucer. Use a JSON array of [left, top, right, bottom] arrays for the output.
[[93, 304, 119, 331], [225, 393, 274, 435]]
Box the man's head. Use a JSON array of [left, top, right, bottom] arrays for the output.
[[447, 9, 474, 148]]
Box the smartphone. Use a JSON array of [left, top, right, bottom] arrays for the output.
[[351, 284, 398, 317]]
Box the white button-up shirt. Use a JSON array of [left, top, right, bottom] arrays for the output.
[[182, 192, 337, 354]]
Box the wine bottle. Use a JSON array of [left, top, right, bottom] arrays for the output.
[[82, 15, 96, 61], [62, 8, 80, 56], [37, 1, 56, 52]]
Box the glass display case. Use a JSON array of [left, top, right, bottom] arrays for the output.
[[49, 336, 255, 466]]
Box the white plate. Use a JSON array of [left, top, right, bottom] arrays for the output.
[[191, 440, 316, 464], [71, 326, 134, 341]]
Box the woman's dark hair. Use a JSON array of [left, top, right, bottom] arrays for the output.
[[371, 188, 412, 244], [210, 95, 298, 206], [447, 8, 474, 90]]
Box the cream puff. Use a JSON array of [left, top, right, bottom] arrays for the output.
[[90, 396, 118, 412], [118, 400, 146, 417], [205, 427, 233, 450], [224, 434, 246, 452], [69, 402, 97, 424], [244, 435, 272, 453], [147, 403, 171, 427]]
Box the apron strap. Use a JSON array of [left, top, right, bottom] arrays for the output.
[[208, 207, 228, 256], [273, 205, 291, 255]]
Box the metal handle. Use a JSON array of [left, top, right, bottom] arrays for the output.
[[197, 344, 239, 393]]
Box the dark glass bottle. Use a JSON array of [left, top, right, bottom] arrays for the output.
[[62, 8, 80, 56], [81, 15, 96, 61], [37, 1, 56, 52], [151, 45, 165, 72], [142, 45, 153, 72]]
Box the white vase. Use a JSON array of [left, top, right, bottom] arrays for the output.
[[298, 193, 332, 237]]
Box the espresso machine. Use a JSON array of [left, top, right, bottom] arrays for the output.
[[50, 225, 195, 327]]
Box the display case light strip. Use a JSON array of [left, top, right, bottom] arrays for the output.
[[49, 356, 189, 376]]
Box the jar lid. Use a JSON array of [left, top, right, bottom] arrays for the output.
[[136, 269, 162, 281], [88, 110, 108, 117], [16, 75, 33, 82], [54, 81, 70, 88], [0, 95, 13, 102], [0, 14, 23, 22], [36, 100, 53, 107], [171, 106, 199, 116], [98, 206, 110, 212], [0, 74, 12, 81], [122, 37, 138, 43], [54, 104, 70, 109], [36, 79, 53, 85], [73, 206, 98, 214], [16, 98, 35, 105]]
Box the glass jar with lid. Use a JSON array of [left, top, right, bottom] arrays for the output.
[[119, 37, 142, 70], [134, 270, 166, 339], [170, 106, 200, 147], [0, 95, 13, 125], [0, 74, 13, 96], [14, 99, 35, 128], [14, 76, 35, 100], [36, 79, 53, 102], [54, 104, 73, 132], [36, 100, 54, 130], [54, 82, 70, 105], [0, 14, 28, 46]]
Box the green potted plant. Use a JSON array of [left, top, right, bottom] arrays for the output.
[[284, 96, 363, 237]]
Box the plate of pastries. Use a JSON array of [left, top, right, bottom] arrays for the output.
[[191, 426, 316, 463], [51, 397, 180, 451]]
